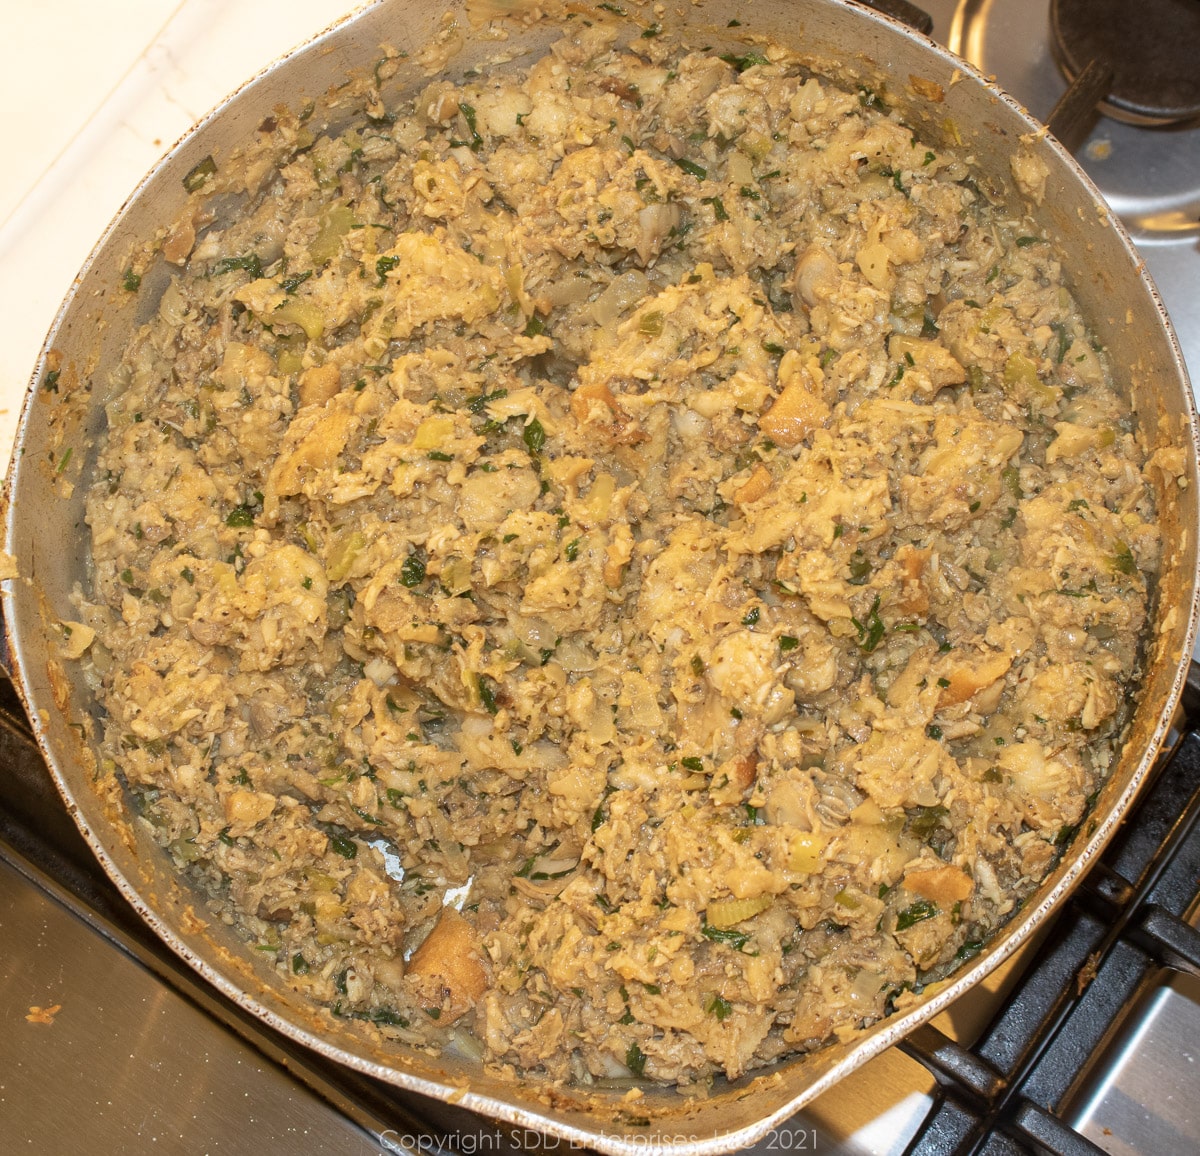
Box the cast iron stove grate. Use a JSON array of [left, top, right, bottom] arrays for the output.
[[1050, 0, 1200, 125], [2, 661, 1199, 1155]]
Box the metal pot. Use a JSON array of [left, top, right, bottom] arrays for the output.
[[4, 1, 1197, 1151]]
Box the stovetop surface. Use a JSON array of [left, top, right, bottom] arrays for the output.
[[939, 0, 1200, 385]]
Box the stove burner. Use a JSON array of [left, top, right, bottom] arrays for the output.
[[1051, 0, 1200, 124]]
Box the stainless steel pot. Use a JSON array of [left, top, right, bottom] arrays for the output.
[[4, 1, 1197, 1151]]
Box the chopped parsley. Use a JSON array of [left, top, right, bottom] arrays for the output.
[[705, 994, 732, 1020], [625, 1042, 647, 1077], [851, 595, 885, 653], [523, 417, 547, 454], [701, 924, 749, 951], [720, 50, 770, 73], [477, 674, 500, 715], [183, 154, 217, 193], [282, 270, 313, 293], [399, 553, 426, 587], [328, 832, 357, 859], [225, 504, 257, 528], [896, 899, 938, 930], [213, 253, 263, 279]]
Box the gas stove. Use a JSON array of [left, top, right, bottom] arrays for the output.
[[1, 2, 1198, 1153], [935, 0, 1200, 390]]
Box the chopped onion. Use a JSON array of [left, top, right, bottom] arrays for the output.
[[459, 714, 492, 737], [670, 407, 709, 442], [848, 968, 885, 1007], [445, 1027, 485, 1061], [556, 636, 597, 673], [158, 280, 190, 327], [541, 274, 594, 307], [635, 202, 681, 264], [590, 270, 649, 327]]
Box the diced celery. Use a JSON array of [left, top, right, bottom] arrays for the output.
[[413, 416, 455, 450], [788, 831, 825, 874], [1002, 351, 1040, 392], [706, 895, 772, 929], [439, 555, 473, 596], [274, 300, 325, 341], [309, 204, 357, 265], [277, 349, 305, 376], [638, 310, 664, 337], [326, 530, 366, 583], [737, 130, 773, 161]]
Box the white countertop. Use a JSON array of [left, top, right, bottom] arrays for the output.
[[0, 0, 365, 479]]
